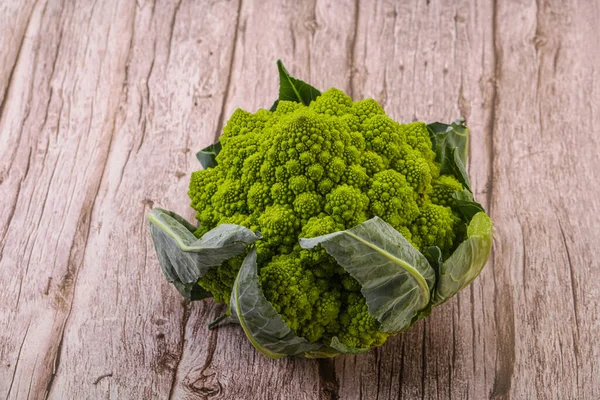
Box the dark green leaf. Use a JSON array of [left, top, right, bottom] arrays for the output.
[[448, 148, 471, 191], [147, 208, 261, 300], [300, 217, 435, 333], [229, 248, 324, 358], [427, 120, 471, 191], [276, 60, 321, 106], [423, 246, 443, 271], [411, 302, 433, 325], [269, 100, 279, 112], [452, 190, 486, 223], [427, 119, 469, 164], [196, 141, 222, 169], [432, 212, 493, 305]]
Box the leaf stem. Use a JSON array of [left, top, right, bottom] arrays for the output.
[[208, 314, 228, 330]]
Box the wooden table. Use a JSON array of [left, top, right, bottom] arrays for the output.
[[1, 0, 598, 399]]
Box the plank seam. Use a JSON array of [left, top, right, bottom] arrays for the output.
[[166, 304, 191, 400], [348, 0, 361, 99], [0, 1, 38, 121], [166, 0, 183, 64], [212, 0, 244, 143]]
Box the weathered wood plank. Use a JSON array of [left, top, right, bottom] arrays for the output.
[[488, 0, 600, 398], [45, 0, 243, 398], [0, 0, 239, 398]]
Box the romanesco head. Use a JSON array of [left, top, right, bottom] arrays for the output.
[[188, 88, 464, 351]]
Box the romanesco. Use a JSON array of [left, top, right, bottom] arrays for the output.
[[188, 87, 463, 350]]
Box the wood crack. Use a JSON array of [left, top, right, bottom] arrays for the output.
[[485, 0, 499, 214], [44, 178, 109, 398], [136, 36, 156, 153], [166, 0, 183, 64], [39, 0, 65, 132], [0, 146, 32, 262], [397, 341, 405, 400], [420, 321, 426, 400], [115, 3, 138, 193], [488, 3, 516, 398], [212, 0, 243, 143], [92, 372, 113, 385], [318, 358, 339, 400], [43, 323, 66, 399], [348, 0, 361, 98], [167, 303, 191, 400], [557, 217, 580, 396], [0, 1, 38, 121], [5, 322, 31, 400]]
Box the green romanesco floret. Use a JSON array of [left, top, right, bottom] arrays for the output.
[[342, 164, 369, 189], [295, 214, 345, 266], [350, 98, 385, 123], [275, 100, 303, 115], [362, 115, 404, 163], [293, 192, 323, 221], [221, 108, 268, 139], [309, 88, 353, 116], [391, 144, 436, 194], [259, 253, 319, 331], [212, 180, 247, 217], [325, 184, 369, 228], [257, 204, 300, 254], [300, 288, 342, 343], [198, 254, 245, 306], [189, 168, 221, 214], [367, 169, 420, 228], [429, 175, 463, 207], [337, 292, 390, 349], [361, 151, 386, 175], [300, 214, 345, 239], [410, 203, 460, 253], [188, 87, 465, 351], [399, 122, 435, 159]]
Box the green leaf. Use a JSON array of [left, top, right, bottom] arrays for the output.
[[276, 60, 321, 106], [427, 119, 469, 164], [328, 337, 370, 355], [186, 284, 213, 301], [432, 212, 493, 305], [230, 248, 324, 358], [196, 141, 222, 169], [423, 246, 443, 270], [427, 120, 471, 191], [452, 190, 486, 223], [300, 217, 435, 333], [147, 208, 261, 300]]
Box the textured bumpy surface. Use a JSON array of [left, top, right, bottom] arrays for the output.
[[177, 83, 484, 354], [1, 0, 599, 399]]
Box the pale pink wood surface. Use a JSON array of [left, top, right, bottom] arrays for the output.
[[1, 0, 598, 399]]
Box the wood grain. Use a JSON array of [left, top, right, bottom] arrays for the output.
[[1, 0, 599, 399]]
